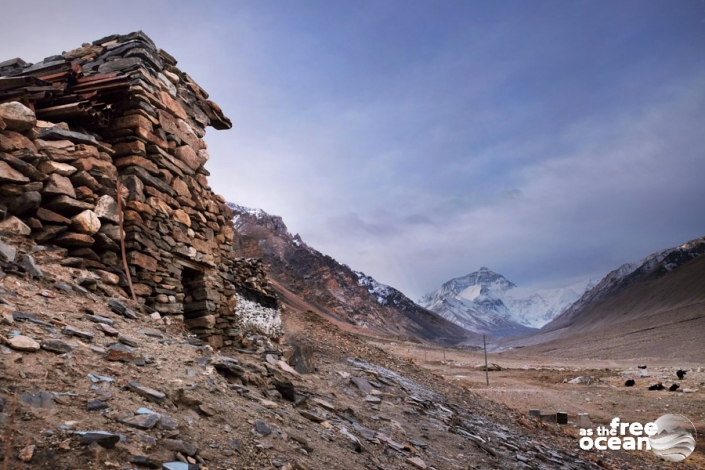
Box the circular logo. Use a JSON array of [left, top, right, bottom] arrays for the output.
[[649, 414, 697, 462]]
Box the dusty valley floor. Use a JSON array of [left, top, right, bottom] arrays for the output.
[[0, 248, 701, 469], [372, 341, 705, 469]]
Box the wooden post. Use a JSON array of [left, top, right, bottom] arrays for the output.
[[116, 180, 137, 302], [443, 347, 446, 361], [424, 349, 427, 362], [483, 334, 489, 385]]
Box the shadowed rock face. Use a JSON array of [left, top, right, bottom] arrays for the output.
[[230, 203, 475, 345]]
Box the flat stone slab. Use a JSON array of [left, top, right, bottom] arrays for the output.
[[85, 314, 114, 325], [408, 439, 428, 448], [119, 412, 160, 430], [158, 415, 178, 430], [12, 311, 51, 327], [162, 462, 200, 470], [407, 457, 428, 470], [79, 431, 121, 449], [260, 399, 278, 409], [138, 327, 163, 338], [38, 127, 99, 146], [351, 377, 373, 395], [136, 407, 157, 415], [18, 255, 43, 277], [130, 456, 161, 468], [40, 339, 74, 354], [118, 335, 139, 347], [62, 326, 94, 341], [161, 439, 197, 456], [86, 399, 109, 411], [97, 323, 119, 336], [265, 354, 278, 365], [126, 381, 165, 402], [254, 420, 271, 436], [299, 410, 325, 423], [108, 299, 138, 319], [8, 335, 40, 352], [198, 404, 216, 416], [0, 242, 16, 262], [377, 433, 405, 452], [0, 102, 36, 131], [277, 360, 300, 376], [311, 398, 336, 411], [106, 343, 141, 362], [136, 433, 157, 446]]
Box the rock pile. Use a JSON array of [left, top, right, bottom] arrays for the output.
[[0, 31, 278, 346]]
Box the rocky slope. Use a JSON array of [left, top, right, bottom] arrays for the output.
[[0, 233, 668, 470], [229, 204, 473, 345], [419, 268, 594, 336]]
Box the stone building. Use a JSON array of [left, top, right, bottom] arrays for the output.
[[0, 31, 277, 347]]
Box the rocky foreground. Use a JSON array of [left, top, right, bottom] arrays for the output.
[[0, 236, 688, 469]]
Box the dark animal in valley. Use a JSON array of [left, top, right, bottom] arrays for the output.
[[677, 369, 686, 380], [648, 383, 665, 391], [625, 379, 635, 387], [669, 383, 680, 392]]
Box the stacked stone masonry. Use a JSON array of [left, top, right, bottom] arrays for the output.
[[0, 31, 278, 347]]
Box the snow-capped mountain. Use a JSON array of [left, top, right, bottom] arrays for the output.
[[419, 267, 596, 336]]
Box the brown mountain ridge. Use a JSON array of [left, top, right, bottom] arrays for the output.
[[229, 204, 476, 346], [501, 235, 705, 362]]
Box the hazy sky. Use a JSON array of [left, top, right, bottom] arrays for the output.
[[1, 1, 704, 300]]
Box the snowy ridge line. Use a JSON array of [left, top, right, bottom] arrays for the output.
[[419, 267, 596, 334], [559, 235, 705, 319], [227, 202, 266, 220]]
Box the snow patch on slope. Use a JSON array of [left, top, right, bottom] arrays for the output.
[[458, 285, 482, 301], [227, 202, 265, 220], [355, 271, 393, 305]]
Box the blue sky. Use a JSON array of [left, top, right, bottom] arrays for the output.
[[2, 1, 704, 299]]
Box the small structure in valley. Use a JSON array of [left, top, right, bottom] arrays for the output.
[[0, 31, 278, 346]]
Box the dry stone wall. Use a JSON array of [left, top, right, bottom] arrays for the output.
[[0, 31, 278, 347]]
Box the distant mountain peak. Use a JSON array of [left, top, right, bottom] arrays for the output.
[[432, 268, 517, 300], [420, 268, 595, 336]]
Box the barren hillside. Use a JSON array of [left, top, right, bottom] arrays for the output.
[[501, 237, 705, 361], [230, 205, 474, 346]]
